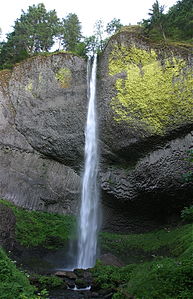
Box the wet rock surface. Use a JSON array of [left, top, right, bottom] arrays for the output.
[[28, 268, 115, 299]]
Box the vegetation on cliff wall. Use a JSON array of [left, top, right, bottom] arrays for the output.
[[55, 67, 72, 88], [0, 199, 75, 249], [109, 44, 193, 134]]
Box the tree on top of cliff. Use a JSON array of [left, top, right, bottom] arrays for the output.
[[12, 3, 60, 53], [141, 0, 193, 42], [166, 0, 193, 41], [60, 13, 82, 52], [0, 3, 60, 69], [105, 18, 123, 35], [142, 0, 166, 40]]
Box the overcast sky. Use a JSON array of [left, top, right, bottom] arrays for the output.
[[0, 0, 177, 40]]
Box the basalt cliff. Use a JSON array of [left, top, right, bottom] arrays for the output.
[[0, 29, 193, 232]]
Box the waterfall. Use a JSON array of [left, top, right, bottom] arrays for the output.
[[77, 54, 99, 269]]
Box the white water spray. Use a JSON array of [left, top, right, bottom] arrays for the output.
[[77, 54, 99, 269]]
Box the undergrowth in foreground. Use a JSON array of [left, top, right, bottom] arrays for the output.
[[0, 199, 76, 249], [0, 247, 48, 299], [93, 205, 193, 299], [1, 199, 192, 298]]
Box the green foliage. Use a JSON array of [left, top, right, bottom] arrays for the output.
[[0, 35, 29, 69], [95, 220, 193, 299], [0, 199, 76, 249], [106, 18, 123, 35], [92, 261, 135, 289], [181, 205, 193, 222], [35, 275, 64, 290], [113, 257, 193, 299], [0, 248, 39, 299], [142, 0, 166, 40], [55, 67, 72, 88], [92, 257, 193, 299], [0, 3, 60, 69], [61, 13, 82, 52], [182, 149, 193, 182], [82, 19, 109, 55], [166, 0, 193, 41], [101, 224, 193, 260], [13, 3, 60, 53], [141, 0, 193, 42]]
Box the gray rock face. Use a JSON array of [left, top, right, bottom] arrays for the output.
[[101, 133, 193, 201], [0, 53, 86, 213], [0, 149, 80, 213], [101, 132, 193, 232], [9, 54, 87, 167], [0, 39, 192, 231], [97, 30, 193, 231]]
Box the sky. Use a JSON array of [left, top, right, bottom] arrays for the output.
[[0, 0, 178, 40]]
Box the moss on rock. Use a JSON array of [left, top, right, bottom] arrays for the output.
[[109, 45, 193, 135], [0, 199, 76, 249], [55, 67, 72, 88]]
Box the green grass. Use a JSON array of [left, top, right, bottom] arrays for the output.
[[0, 199, 76, 249], [93, 210, 193, 299], [111, 256, 193, 299], [100, 223, 193, 259]]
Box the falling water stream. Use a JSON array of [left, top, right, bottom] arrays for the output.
[[76, 54, 99, 269]]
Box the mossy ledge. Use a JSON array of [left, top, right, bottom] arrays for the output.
[[0, 199, 76, 249]]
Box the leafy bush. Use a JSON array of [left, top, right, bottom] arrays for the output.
[[37, 275, 64, 290], [92, 255, 193, 299], [182, 149, 193, 182], [181, 205, 193, 222], [0, 248, 39, 299], [92, 261, 135, 290]]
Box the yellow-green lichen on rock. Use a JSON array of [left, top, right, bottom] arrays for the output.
[[25, 81, 33, 92], [109, 45, 193, 135], [55, 67, 72, 88]]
